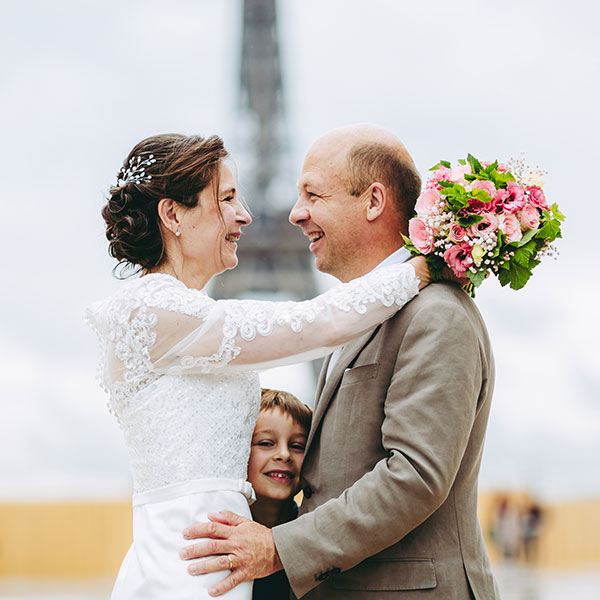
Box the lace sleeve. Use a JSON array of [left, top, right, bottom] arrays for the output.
[[148, 263, 419, 375]]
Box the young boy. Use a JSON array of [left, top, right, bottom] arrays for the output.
[[247, 388, 312, 599]]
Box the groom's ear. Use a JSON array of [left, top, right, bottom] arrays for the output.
[[365, 182, 387, 222]]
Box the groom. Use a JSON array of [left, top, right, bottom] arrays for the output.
[[181, 124, 500, 599]]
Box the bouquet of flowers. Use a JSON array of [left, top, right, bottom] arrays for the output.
[[402, 154, 564, 295]]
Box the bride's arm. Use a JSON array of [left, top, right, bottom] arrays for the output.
[[150, 258, 428, 375]]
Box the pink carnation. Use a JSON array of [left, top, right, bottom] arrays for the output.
[[494, 188, 510, 207], [408, 218, 434, 254], [426, 166, 453, 190], [499, 181, 527, 214], [468, 213, 498, 238], [518, 205, 540, 231], [415, 189, 440, 216], [426, 164, 471, 190], [448, 223, 467, 243], [499, 213, 523, 243], [444, 242, 472, 278], [527, 186, 548, 210], [466, 198, 493, 214]]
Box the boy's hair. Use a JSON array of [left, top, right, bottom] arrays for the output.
[[260, 388, 312, 433]]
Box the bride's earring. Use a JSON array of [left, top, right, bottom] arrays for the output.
[[175, 227, 181, 237]]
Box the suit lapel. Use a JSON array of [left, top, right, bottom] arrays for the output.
[[305, 326, 381, 455]]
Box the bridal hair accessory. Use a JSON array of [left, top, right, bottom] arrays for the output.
[[116, 154, 157, 187], [402, 154, 565, 296]]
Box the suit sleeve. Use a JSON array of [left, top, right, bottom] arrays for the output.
[[272, 293, 484, 598]]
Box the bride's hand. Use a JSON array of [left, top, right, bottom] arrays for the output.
[[408, 256, 431, 290], [441, 266, 470, 288], [408, 256, 470, 290]]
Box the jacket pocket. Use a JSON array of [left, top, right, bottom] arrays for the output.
[[331, 557, 436, 591], [340, 362, 379, 386]]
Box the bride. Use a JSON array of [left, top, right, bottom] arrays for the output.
[[86, 133, 429, 599]]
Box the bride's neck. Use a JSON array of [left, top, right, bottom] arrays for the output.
[[148, 262, 210, 291]]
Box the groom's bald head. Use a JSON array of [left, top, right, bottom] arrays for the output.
[[307, 124, 421, 231]]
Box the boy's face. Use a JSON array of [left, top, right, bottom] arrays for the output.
[[247, 408, 307, 503]]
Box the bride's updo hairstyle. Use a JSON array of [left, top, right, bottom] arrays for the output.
[[102, 133, 227, 277]]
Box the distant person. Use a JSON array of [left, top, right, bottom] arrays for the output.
[[522, 502, 544, 564], [86, 132, 430, 599], [181, 124, 501, 599], [492, 496, 521, 560], [248, 389, 312, 599]]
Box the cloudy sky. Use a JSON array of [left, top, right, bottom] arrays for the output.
[[1, 0, 598, 501]]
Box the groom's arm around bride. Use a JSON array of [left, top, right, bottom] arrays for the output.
[[182, 124, 500, 599]]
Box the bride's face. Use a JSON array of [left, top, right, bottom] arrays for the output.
[[180, 164, 251, 279]]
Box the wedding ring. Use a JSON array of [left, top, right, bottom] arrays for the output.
[[228, 555, 233, 571]]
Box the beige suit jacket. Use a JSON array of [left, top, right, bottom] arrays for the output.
[[272, 283, 501, 599]]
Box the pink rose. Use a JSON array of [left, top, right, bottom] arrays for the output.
[[518, 205, 540, 231], [499, 181, 526, 213], [470, 179, 497, 199], [467, 213, 498, 238], [498, 213, 523, 243], [527, 186, 548, 210], [408, 218, 434, 254], [444, 242, 472, 278], [415, 189, 440, 216], [449, 164, 472, 183], [448, 223, 467, 243]]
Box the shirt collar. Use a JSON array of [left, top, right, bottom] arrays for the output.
[[373, 246, 412, 270]]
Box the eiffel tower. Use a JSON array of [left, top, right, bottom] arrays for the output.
[[212, 0, 318, 304]]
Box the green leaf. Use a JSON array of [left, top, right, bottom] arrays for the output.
[[458, 159, 466, 165], [400, 233, 419, 255], [518, 228, 538, 247], [489, 170, 515, 188], [467, 153, 483, 174], [430, 160, 451, 170], [437, 180, 456, 189], [498, 260, 533, 290], [537, 217, 561, 242], [483, 160, 499, 174], [513, 241, 538, 268], [458, 214, 484, 227], [471, 188, 494, 203], [467, 269, 487, 287], [550, 203, 566, 222], [426, 254, 446, 282], [490, 234, 503, 258]]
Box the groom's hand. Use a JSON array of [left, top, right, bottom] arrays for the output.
[[180, 511, 283, 597]]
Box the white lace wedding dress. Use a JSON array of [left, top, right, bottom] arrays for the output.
[[85, 264, 419, 599]]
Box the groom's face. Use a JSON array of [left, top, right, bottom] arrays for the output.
[[290, 145, 367, 282]]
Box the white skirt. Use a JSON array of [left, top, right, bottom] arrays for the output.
[[111, 478, 255, 600]]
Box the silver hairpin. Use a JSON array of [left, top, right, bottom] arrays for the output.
[[116, 154, 157, 187]]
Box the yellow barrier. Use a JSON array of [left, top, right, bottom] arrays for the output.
[[0, 502, 131, 577], [0, 494, 599, 578]]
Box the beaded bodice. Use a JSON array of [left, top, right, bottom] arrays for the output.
[[85, 265, 419, 493]]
